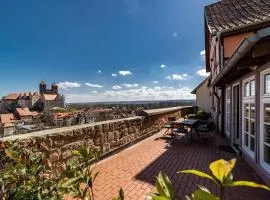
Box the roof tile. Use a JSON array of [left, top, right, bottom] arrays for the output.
[[205, 0, 270, 34]]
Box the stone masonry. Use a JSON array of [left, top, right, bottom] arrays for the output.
[[0, 107, 193, 168]]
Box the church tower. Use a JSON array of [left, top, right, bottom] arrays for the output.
[[51, 83, 58, 94], [39, 81, 47, 94]]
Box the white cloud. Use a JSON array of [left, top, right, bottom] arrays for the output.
[[119, 70, 132, 76], [112, 85, 122, 90], [57, 82, 81, 90], [173, 32, 178, 37], [166, 74, 187, 81], [153, 81, 159, 84], [85, 83, 104, 88], [112, 73, 117, 77], [65, 86, 195, 103], [92, 91, 98, 94], [196, 68, 210, 77], [97, 70, 102, 74], [183, 74, 188, 77], [200, 50, 205, 61], [121, 83, 139, 88], [160, 64, 166, 68], [154, 87, 162, 90]]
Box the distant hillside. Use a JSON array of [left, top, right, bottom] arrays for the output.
[[67, 99, 195, 110]]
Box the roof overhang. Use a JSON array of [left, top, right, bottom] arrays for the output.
[[212, 27, 270, 87], [191, 76, 210, 94]]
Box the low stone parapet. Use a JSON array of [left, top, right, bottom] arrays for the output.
[[0, 106, 193, 167]]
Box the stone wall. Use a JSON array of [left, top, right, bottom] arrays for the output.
[[0, 106, 193, 167]]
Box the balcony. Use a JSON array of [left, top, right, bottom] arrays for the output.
[[92, 130, 269, 200]]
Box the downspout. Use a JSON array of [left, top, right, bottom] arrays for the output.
[[213, 89, 221, 134]]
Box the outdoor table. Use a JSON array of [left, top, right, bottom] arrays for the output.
[[172, 119, 198, 143]]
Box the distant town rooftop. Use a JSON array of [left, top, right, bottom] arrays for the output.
[[138, 106, 191, 116]]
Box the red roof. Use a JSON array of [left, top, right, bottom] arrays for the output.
[[54, 112, 73, 120], [16, 107, 36, 117], [43, 94, 57, 101], [0, 114, 15, 124], [4, 93, 21, 100]]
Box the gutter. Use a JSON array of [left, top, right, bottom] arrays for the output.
[[212, 27, 270, 86]]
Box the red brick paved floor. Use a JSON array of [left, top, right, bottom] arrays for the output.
[[93, 130, 270, 200]]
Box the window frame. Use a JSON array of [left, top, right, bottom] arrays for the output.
[[260, 68, 270, 173], [242, 75, 255, 159]]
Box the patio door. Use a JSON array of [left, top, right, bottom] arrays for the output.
[[260, 69, 270, 174], [232, 84, 240, 146], [242, 76, 255, 159]]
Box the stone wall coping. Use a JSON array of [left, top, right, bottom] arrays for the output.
[[139, 106, 193, 116], [0, 116, 143, 142]]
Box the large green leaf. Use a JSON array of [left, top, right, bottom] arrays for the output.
[[178, 170, 217, 185], [155, 171, 174, 199], [209, 158, 236, 183], [187, 185, 219, 200], [191, 188, 219, 200], [225, 181, 270, 191], [149, 194, 170, 200]]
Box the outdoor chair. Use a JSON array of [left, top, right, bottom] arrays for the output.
[[195, 120, 215, 142], [171, 122, 188, 143], [162, 116, 176, 137]]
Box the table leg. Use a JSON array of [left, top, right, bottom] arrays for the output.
[[190, 128, 193, 144]]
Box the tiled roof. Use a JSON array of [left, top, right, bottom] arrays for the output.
[[205, 0, 270, 34], [0, 114, 15, 124], [16, 107, 33, 117], [4, 93, 21, 100], [3, 92, 39, 100], [43, 94, 57, 101], [54, 112, 73, 120]]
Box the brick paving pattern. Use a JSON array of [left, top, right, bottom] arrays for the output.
[[93, 130, 269, 200]]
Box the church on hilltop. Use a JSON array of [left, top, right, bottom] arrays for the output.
[[0, 81, 65, 112], [38, 81, 65, 110]]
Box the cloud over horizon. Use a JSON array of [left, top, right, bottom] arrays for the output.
[[85, 83, 104, 88], [65, 86, 195, 103], [196, 68, 210, 77], [57, 82, 81, 90]]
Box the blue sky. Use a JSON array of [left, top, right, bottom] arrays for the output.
[[0, 0, 217, 102]]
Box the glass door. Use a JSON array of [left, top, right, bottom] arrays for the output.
[[242, 77, 255, 158], [260, 70, 270, 173]]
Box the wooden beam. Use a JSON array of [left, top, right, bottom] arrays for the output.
[[237, 56, 270, 70], [253, 42, 270, 58]]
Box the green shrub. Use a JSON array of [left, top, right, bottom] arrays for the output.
[[187, 111, 210, 120]]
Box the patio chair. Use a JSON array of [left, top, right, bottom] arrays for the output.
[[195, 121, 215, 142], [162, 116, 177, 137], [172, 122, 188, 143]]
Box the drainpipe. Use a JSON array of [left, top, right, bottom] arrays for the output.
[[213, 89, 221, 134]]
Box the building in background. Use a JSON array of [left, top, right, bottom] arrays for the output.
[[204, 0, 270, 183], [18, 92, 40, 108], [0, 81, 65, 113], [15, 107, 38, 123], [0, 113, 16, 137], [38, 81, 65, 110], [191, 76, 211, 113]]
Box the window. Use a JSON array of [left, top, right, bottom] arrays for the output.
[[265, 73, 270, 94], [244, 79, 255, 97], [242, 76, 255, 158]]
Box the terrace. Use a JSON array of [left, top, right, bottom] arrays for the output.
[[92, 130, 269, 200], [1, 106, 269, 200]]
